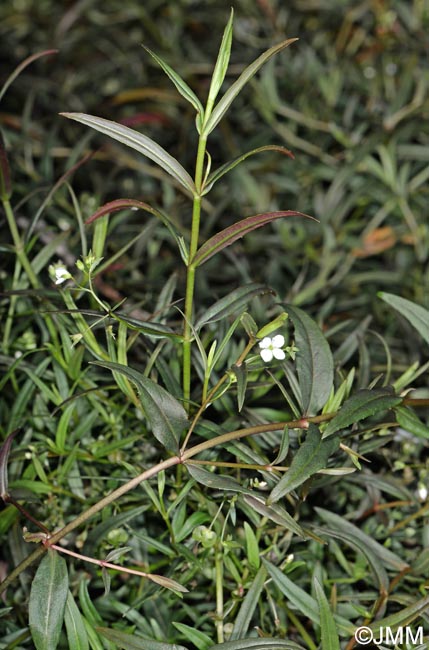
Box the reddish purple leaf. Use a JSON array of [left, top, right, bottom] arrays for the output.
[[85, 198, 157, 224], [0, 428, 21, 500], [192, 211, 316, 267]]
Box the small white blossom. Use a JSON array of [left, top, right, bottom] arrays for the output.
[[49, 262, 72, 285], [259, 335, 285, 362]]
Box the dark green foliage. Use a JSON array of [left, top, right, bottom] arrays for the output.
[[1, 2, 429, 649]]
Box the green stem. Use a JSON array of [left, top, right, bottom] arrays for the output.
[[215, 543, 224, 643], [5, 396, 424, 595], [183, 134, 207, 410]]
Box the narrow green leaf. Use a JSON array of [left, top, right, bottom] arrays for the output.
[[242, 494, 306, 538], [60, 113, 195, 194], [244, 521, 260, 570], [211, 641, 304, 650], [202, 145, 293, 195], [143, 46, 204, 117], [379, 292, 429, 345], [315, 508, 408, 571], [262, 559, 353, 636], [313, 578, 340, 650], [0, 428, 20, 499], [29, 550, 69, 650], [112, 313, 182, 341], [203, 38, 298, 135], [272, 427, 289, 465], [395, 405, 429, 439], [286, 305, 333, 415], [205, 9, 234, 111], [97, 627, 188, 650], [92, 361, 187, 452], [313, 522, 389, 592], [268, 425, 339, 503], [368, 593, 429, 633], [64, 591, 89, 650], [230, 565, 267, 640], [323, 387, 402, 438], [192, 211, 313, 267], [172, 623, 212, 650], [186, 463, 253, 495], [195, 283, 273, 329]]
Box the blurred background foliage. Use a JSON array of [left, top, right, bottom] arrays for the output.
[[1, 0, 429, 647]]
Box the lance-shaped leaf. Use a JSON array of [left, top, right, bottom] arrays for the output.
[[312, 522, 389, 592], [205, 9, 234, 114], [112, 313, 183, 342], [186, 462, 253, 495], [242, 494, 306, 538], [367, 593, 429, 633], [313, 577, 340, 650], [315, 508, 408, 571], [323, 387, 402, 438], [203, 38, 298, 136], [202, 145, 293, 195], [29, 550, 69, 650], [60, 113, 195, 195], [395, 405, 429, 440], [268, 425, 338, 503], [230, 565, 267, 640], [143, 46, 204, 119], [286, 306, 334, 415], [93, 361, 187, 453], [262, 559, 353, 636], [195, 283, 273, 329], [192, 211, 313, 267], [0, 428, 20, 500], [379, 291, 429, 345]]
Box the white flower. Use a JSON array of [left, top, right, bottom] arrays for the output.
[[49, 262, 72, 285], [259, 335, 286, 362], [54, 267, 71, 284]]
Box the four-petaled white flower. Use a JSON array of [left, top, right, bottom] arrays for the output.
[[259, 335, 285, 362]]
